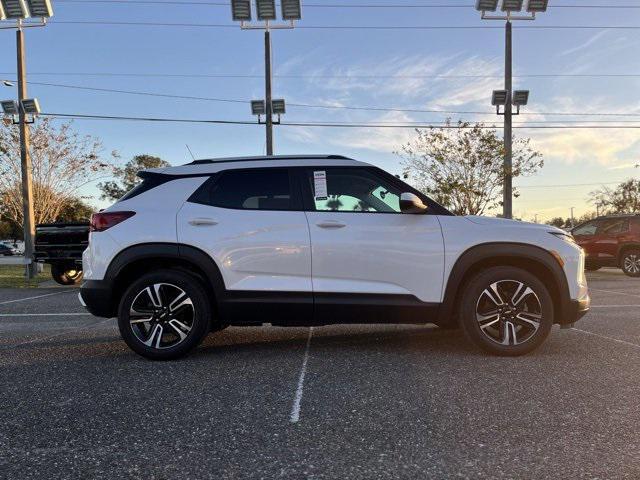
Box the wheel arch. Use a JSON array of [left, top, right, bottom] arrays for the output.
[[438, 242, 572, 326], [617, 243, 640, 266], [104, 243, 226, 318]]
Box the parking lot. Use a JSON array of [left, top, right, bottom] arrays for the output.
[[1, 270, 639, 479]]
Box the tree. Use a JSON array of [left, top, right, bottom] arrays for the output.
[[396, 120, 543, 216], [546, 217, 567, 228], [55, 197, 95, 223], [0, 118, 117, 226], [98, 154, 170, 202], [589, 179, 640, 214]]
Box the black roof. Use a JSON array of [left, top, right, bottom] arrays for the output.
[[185, 155, 352, 166]]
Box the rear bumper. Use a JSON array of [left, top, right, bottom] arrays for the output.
[[79, 280, 116, 318]]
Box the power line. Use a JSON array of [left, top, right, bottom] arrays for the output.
[[39, 113, 640, 128], [518, 181, 627, 189], [48, 20, 640, 30], [53, 0, 640, 8], [3, 71, 639, 79], [23, 80, 640, 117]]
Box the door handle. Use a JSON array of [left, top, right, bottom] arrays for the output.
[[188, 218, 218, 226], [316, 220, 346, 229]]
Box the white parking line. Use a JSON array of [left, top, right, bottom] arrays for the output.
[[590, 288, 640, 300], [290, 327, 314, 424], [4, 318, 113, 349], [0, 313, 93, 317], [0, 290, 76, 305], [590, 305, 640, 308], [572, 327, 640, 350]]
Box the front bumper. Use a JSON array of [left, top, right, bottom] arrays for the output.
[[562, 292, 590, 326], [79, 280, 116, 318]]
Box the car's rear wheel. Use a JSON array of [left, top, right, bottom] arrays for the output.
[[460, 266, 554, 356], [51, 263, 83, 285], [117, 270, 211, 360], [585, 263, 601, 272], [621, 250, 640, 277]]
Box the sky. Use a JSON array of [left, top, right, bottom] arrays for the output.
[[0, 0, 639, 222]]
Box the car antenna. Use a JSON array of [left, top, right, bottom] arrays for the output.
[[185, 144, 196, 161]]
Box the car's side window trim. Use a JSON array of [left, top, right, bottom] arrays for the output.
[[186, 167, 303, 212]]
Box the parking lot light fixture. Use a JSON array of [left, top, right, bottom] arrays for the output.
[[25, 0, 52, 17], [251, 99, 266, 116], [20, 97, 40, 114], [271, 99, 286, 115], [0, 0, 29, 19], [501, 0, 524, 12], [230, 0, 251, 22], [492, 89, 509, 107], [281, 0, 301, 21], [1, 99, 19, 114], [475, 0, 498, 12], [512, 90, 529, 106], [256, 0, 276, 21], [526, 0, 548, 12]]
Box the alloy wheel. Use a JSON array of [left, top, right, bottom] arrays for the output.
[[475, 279, 543, 346], [128, 283, 195, 350], [623, 254, 640, 274]]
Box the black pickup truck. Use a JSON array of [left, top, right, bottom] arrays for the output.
[[34, 223, 89, 285]]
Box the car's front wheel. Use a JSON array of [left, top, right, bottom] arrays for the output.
[[460, 266, 554, 356], [118, 270, 212, 360], [621, 250, 640, 277]]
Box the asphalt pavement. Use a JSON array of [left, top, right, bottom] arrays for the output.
[[1, 269, 639, 479]]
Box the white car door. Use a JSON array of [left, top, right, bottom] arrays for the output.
[[301, 167, 445, 306], [177, 167, 312, 294]]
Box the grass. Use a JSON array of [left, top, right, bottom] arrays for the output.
[[0, 264, 52, 288]]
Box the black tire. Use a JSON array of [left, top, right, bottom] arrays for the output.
[[585, 263, 601, 272], [51, 263, 84, 285], [459, 266, 554, 356], [117, 269, 211, 360], [620, 249, 640, 277]]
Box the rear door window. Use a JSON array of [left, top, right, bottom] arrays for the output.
[[598, 219, 629, 235], [189, 168, 299, 211]]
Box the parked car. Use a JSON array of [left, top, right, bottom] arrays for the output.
[[79, 155, 590, 360], [571, 214, 640, 277], [0, 243, 18, 256], [35, 223, 89, 285]]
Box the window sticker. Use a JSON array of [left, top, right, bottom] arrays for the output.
[[313, 171, 328, 200]]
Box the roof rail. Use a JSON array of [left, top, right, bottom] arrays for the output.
[[596, 213, 640, 219], [185, 154, 351, 166]]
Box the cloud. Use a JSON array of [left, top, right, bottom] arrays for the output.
[[559, 30, 608, 57], [607, 163, 638, 171], [529, 129, 640, 166]]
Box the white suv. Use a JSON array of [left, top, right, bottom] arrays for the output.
[[80, 155, 590, 360]]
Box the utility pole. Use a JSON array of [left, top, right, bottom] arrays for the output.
[[264, 29, 273, 156], [570, 207, 575, 228], [503, 20, 513, 219], [16, 26, 36, 279]]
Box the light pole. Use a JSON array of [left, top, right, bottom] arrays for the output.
[[0, 0, 53, 279], [570, 207, 575, 228], [231, 0, 301, 156], [475, 0, 549, 219]]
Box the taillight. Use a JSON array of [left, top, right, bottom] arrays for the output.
[[90, 211, 136, 232]]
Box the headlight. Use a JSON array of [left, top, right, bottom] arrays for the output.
[[549, 231, 577, 245]]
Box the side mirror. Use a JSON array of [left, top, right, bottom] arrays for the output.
[[400, 192, 428, 214]]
